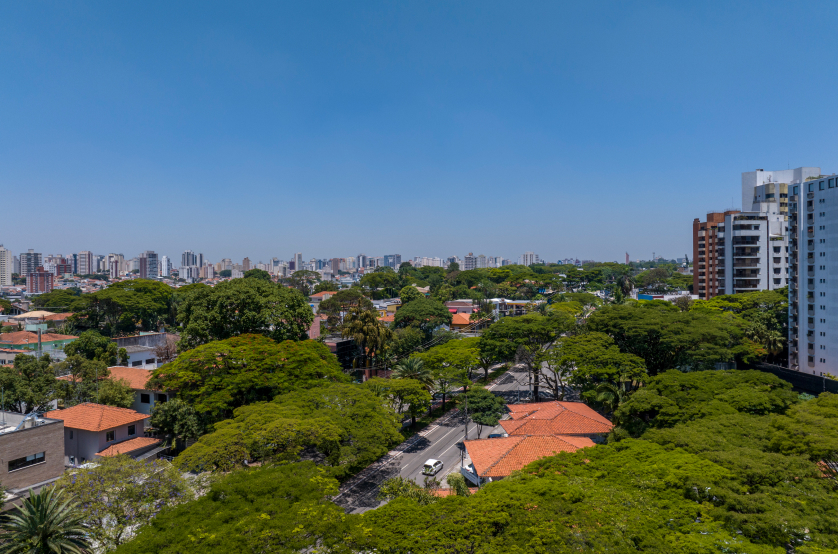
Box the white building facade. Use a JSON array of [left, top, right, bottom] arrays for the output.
[[788, 175, 838, 377]]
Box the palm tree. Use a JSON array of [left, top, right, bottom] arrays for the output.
[[0, 488, 90, 554], [341, 306, 392, 375], [391, 357, 434, 389], [615, 271, 636, 297]]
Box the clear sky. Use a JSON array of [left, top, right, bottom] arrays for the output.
[[2, 1, 838, 264]]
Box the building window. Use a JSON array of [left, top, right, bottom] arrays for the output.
[[69, 430, 73, 439], [106, 430, 115, 442], [69, 456, 75, 466], [156, 393, 167, 403], [141, 393, 150, 404], [128, 425, 136, 436], [131, 360, 143, 367], [8, 452, 45, 472]]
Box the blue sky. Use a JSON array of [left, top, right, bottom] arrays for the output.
[[2, 1, 837, 264]]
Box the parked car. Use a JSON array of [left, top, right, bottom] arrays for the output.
[[422, 459, 443, 476], [487, 433, 509, 438]]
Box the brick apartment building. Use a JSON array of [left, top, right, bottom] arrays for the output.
[[692, 211, 739, 299], [26, 266, 54, 294], [0, 412, 65, 494]]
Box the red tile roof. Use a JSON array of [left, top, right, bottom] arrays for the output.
[[46, 403, 149, 432], [97, 437, 161, 457], [465, 435, 595, 478], [0, 331, 78, 346], [310, 291, 338, 298], [378, 314, 395, 323], [501, 401, 612, 436], [105, 366, 156, 391]]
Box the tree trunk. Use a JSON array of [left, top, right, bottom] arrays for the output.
[[532, 365, 540, 402], [442, 393, 446, 411]]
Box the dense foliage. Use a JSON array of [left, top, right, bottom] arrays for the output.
[[175, 277, 314, 351], [149, 334, 347, 422], [175, 383, 401, 476]]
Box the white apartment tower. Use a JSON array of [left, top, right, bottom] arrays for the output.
[[519, 252, 539, 266], [0, 245, 12, 286], [77, 251, 94, 276], [788, 174, 838, 376]]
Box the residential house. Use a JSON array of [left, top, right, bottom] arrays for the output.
[[0, 411, 65, 495], [0, 347, 19, 365], [45, 403, 160, 466], [0, 331, 77, 355], [105, 366, 168, 415], [461, 401, 612, 485]]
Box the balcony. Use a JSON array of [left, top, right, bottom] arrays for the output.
[[733, 260, 760, 268]]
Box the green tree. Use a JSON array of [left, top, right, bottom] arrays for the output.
[[282, 270, 321, 295], [97, 377, 135, 408], [0, 354, 56, 413], [113, 463, 349, 554], [312, 281, 339, 294], [0, 297, 13, 315], [398, 285, 424, 305], [55, 456, 197, 551], [0, 488, 89, 554], [218, 269, 232, 278], [175, 384, 401, 476], [341, 306, 392, 371], [556, 332, 647, 402], [242, 268, 272, 281], [176, 277, 314, 351], [479, 312, 574, 401], [462, 386, 505, 438], [31, 289, 83, 311], [391, 357, 434, 390], [587, 303, 761, 375], [364, 377, 431, 427], [150, 398, 203, 443], [317, 288, 374, 331], [69, 279, 173, 336], [378, 476, 438, 506], [54, 355, 109, 407], [63, 330, 128, 366], [149, 335, 347, 423], [392, 297, 453, 338], [389, 326, 425, 358]]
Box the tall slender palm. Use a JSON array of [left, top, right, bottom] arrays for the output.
[[341, 306, 392, 372], [391, 357, 434, 389], [616, 271, 636, 297], [0, 488, 90, 554]]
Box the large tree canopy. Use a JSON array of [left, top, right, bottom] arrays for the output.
[[175, 383, 402, 476], [0, 354, 56, 413], [587, 303, 761, 374], [63, 330, 127, 366], [70, 279, 173, 336], [392, 297, 453, 337], [176, 277, 314, 351], [149, 335, 347, 422], [114, 463, 348, 554]]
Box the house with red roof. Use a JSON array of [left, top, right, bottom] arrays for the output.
[[45, 403, 160, 466], [58, 366, 168, 415], [461, 401, 612, 485]]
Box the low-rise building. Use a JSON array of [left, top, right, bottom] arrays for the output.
[[0, 331, 77, 354], [104, 366, 168, 415], [45, 403, 159, 466], [0, 411, 65, 494], [461, 401, 612, 485]]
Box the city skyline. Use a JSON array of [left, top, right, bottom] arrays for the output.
[[3, 3, 838, 259]]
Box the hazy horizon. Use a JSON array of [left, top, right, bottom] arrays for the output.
[[2, 1, 837, 263]]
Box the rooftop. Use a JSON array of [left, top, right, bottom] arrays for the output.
[[500, 401, 613, 436], [97, 436, 161, 457], [465, 434, 595, 478], [45, 403, 149, 432], [106, 366, 156, 390], [0, 331, 78, 346]]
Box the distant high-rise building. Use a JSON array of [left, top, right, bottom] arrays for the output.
[[357, 254, 368, 269], [200, 264, 215, 279], [383, 254, 401, 269], [463, 253, 476, 271], [77, 251, 94, 275], [20, 250, 42, 277], [13, 255, 20, 275], [27, 266, 54, 294], [0, 245, 12, 286], [138, 251, 158, 279], [161, 256, 172, 277], [293, 253, 303, 272], [242, 257, 251, 271], [330, 258, 341, 275], [182, 250, 196, 268], [518, 252, 539, 266], [476, 255, 488, 269], [197, 253, 204, 268]]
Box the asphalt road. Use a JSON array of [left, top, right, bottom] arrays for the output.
[[333, 366, 535, 513]]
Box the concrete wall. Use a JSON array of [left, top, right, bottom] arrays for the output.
[[131, 389, 166, 415], [0, 420, 64, 491], [113, 333, 168, 349], [64, 420, 148, 465]]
